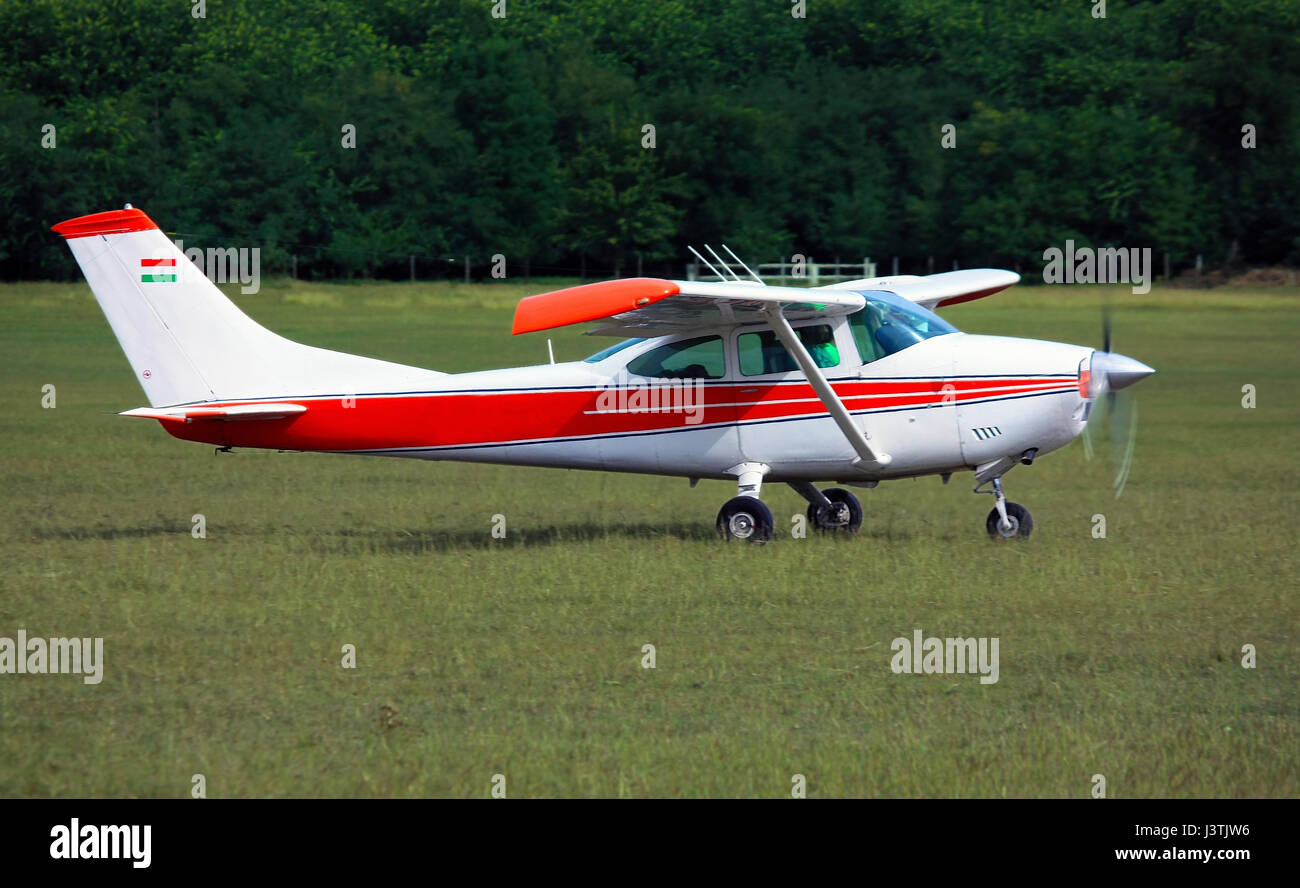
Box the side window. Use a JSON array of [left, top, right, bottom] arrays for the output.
[[584, 337, 645, 363], [849, 310, 884, 364], [738, 325, 839, 376], [739, 330, 795, 376], [626, 335, 725, 379], [799, 324, 840, 368]]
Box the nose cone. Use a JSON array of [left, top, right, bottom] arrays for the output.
[[1094, 351, 1155, 391]]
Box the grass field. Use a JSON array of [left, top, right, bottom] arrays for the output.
[[1, 278, 1296, 798]]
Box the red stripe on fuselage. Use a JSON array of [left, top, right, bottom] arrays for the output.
[[161, 377, 1077, 451]]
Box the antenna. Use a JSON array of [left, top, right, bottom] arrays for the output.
[[688, 245, 725, 281], [705, 244, 742, 281], [721, 244, 764, 284]]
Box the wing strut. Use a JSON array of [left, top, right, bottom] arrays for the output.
[[762, 306, 892, 469]]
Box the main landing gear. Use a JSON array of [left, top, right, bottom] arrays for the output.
[[791, 481, 863, 534], [714, 466, 864, 543], [715, 463, 775, 543], [716, 496, 774, 543], [978, 476, 1033, 540]]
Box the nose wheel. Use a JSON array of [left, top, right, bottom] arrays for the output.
[[978, 476, 1033, 540], [985, 501, 1032, 539]]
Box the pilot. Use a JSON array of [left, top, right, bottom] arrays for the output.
[[801, 325, 839, 367]]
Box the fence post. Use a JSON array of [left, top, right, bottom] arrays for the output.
[[464, 255, 470, 284], [291, 255, 297, 279], [409, 255, 415, 282], [892, 256, 899, 276], [1164, 252, 1170, 283]]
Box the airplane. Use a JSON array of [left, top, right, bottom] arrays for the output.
[[52, 206, 1154, 543]]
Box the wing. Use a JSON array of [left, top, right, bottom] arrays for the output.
[[510, 277, 892, 469], [511, 278, 866, 337], [823, 268, 1019, 312]]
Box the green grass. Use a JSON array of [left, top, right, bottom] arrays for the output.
[[0, 278, 1296, 797]]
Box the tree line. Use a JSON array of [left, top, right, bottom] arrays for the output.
[[1, 0, 1296, 281]]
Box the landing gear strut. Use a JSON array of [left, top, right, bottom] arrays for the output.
[[978, 476, 1033, 540], [717, 463, 774, 543], [790, 481, 863, 533]]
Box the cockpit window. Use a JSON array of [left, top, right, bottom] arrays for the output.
[[583, 337, 646, 363], [848, 291, 958, 364], [625, 335, 725, 379]]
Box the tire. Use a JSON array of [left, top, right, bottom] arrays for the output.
[[806, 487, 863, 533], [716, 496, 774, 544], [986, 502, 1033, 540]]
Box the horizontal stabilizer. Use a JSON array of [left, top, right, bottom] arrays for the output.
[[119, 403, 308, 424]]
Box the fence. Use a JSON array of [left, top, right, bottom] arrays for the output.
[[687, 258, 877, 285]]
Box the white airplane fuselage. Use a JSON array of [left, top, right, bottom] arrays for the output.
[[161, 320, 1093, 485], [53, 207, 1155, 542]]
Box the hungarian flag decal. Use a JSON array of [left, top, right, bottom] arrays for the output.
[[140, 258, 176, 282]]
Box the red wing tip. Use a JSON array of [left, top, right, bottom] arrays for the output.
[[52, 208, 159, 239], [511, 278, 681, 335]]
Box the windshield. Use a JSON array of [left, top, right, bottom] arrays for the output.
[[848, 290, 958, 364], [583, 337, 646, 363]]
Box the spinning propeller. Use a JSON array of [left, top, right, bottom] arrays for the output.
[[1081, 306, 1154, 497]]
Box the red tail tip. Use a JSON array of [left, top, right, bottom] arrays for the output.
[[52, 208, 159, 240]]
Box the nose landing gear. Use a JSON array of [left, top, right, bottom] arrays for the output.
[[977, 476, 1033, 540]]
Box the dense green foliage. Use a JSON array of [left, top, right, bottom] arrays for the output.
[[1, 0, 1297, 279]]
